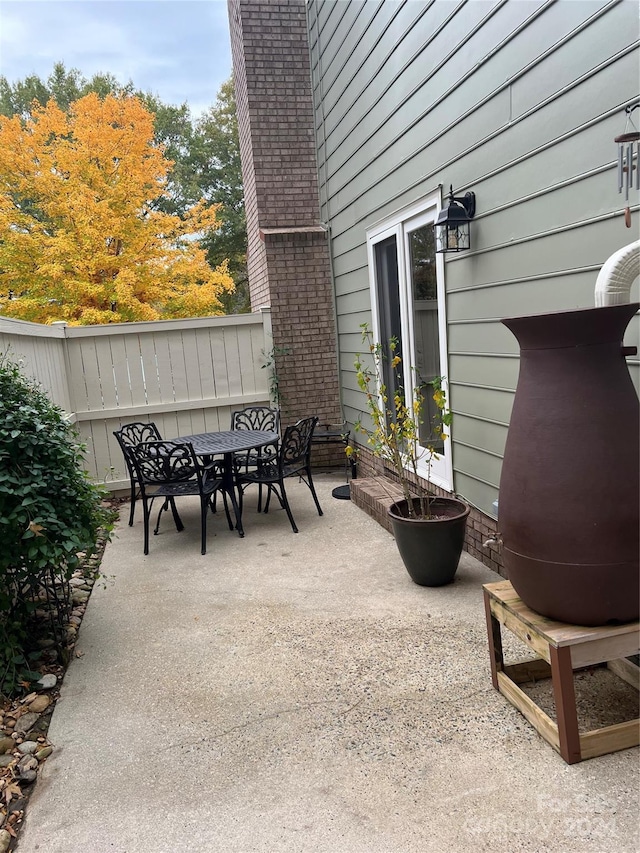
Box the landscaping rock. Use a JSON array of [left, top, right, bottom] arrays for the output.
[[17, 756, 38, 773], [15, 713, 40, 735], [0, 737, 15, 754], [27, 696, 50, 714], [17, 768, 37, 784], [0, 829, 11, 852], [22, 731, 41, 742], [0, 755, 16, 768], [37, 674, 57, 690], [35, 746, 53, 761], [7, 797, 26, 816], [71, 590, 90, 605], [17, 741, 38, 755]]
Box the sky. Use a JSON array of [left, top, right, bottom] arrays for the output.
[[0, 0, 233, 117]]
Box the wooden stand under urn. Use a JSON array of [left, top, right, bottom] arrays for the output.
[[484, 581, 639, 765]]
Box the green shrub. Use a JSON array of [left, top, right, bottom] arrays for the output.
[[0, 355, 114, 695]]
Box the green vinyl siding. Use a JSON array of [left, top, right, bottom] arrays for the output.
[[308, 0, 640, 516]]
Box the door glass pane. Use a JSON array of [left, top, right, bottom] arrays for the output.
[[374, 236, 401, 408], [408, 224, 443, 451]]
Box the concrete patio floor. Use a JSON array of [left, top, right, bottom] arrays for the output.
[[19, 473, 639, 852]]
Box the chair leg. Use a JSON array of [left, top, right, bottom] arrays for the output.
[[279, 480, 298, 533], [257, 483, 263, 513], [128, 481, 136, 526], [142, 497, 151, 555], [200, 496, 208, 555], [222, 492, 234, 531], [168, 497, 184, 531], [154, 500, 168, 535], [305, 466, 323, 517]]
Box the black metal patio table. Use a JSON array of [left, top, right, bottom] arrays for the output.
[[173, 430, 278, 538]]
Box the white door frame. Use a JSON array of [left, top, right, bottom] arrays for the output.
[[366, 190, 453, 491]]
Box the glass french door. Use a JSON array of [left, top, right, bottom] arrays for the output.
[[368, 194, 452, 489]]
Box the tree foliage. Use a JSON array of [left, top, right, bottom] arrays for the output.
[[0, 92, 234, 324], [0, 63, 249, 316], [196, 78, 248, 312]]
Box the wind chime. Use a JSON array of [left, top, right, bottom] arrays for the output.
[[615, 102, 640, 228]]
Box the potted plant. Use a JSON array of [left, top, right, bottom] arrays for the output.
[[354, 325, 470, 586]]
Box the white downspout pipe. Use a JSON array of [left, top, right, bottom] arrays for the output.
[[594, 239, 640, 306]]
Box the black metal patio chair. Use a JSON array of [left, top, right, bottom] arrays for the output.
[[231, 405, 280, 511], [113, 422, 165, 527], [129, 440, 231, 555], [236, 416, 322, 533]]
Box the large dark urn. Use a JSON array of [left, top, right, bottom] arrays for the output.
[[499, 303, 639, 626]]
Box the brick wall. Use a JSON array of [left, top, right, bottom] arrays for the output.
[[228, 0, 342, 459], [228, 0, 269, 307], [229, 1, 321, 228]]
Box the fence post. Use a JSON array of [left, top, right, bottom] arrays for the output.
[[260, 306, 273, 357], [51, 321, 76, 419]]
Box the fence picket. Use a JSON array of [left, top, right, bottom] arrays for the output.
[[223, 326, 242, 397], [195, 327, 216, 399], [181, 328, 203, 402], [109, 335, 134, 410], [210, 327, 230, 398], [167, 331, 188, 403], [76, 339, 103, 411], [94, 336, 118, 411], [138, 335, 162, 406]]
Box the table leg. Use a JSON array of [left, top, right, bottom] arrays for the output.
[[550, 644, 581, 764], [222, 453, 244, 537], [484, 590, 504, 689]]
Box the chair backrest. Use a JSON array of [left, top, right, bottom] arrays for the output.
[[130, 441, 200, 488], [231, 406, 280, 435], [114, 422, 162, 462], [279, 416, 318, 472]]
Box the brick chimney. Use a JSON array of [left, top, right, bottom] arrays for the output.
[[228, 0, 342, 446]]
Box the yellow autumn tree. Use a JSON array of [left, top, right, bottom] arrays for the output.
[[0, 93, 234, 324]]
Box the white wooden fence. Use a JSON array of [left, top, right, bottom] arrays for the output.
[[0, 311, 273, 491]]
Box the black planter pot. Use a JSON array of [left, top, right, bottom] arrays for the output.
[[388, 497, 470, 587]]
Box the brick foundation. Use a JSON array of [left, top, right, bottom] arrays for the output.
[[350, 447, 505, 577]]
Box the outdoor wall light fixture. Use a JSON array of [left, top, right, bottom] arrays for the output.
[[435, 185, 476, 253]]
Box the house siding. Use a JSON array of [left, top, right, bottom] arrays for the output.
[[308, 0, 640, 518]]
